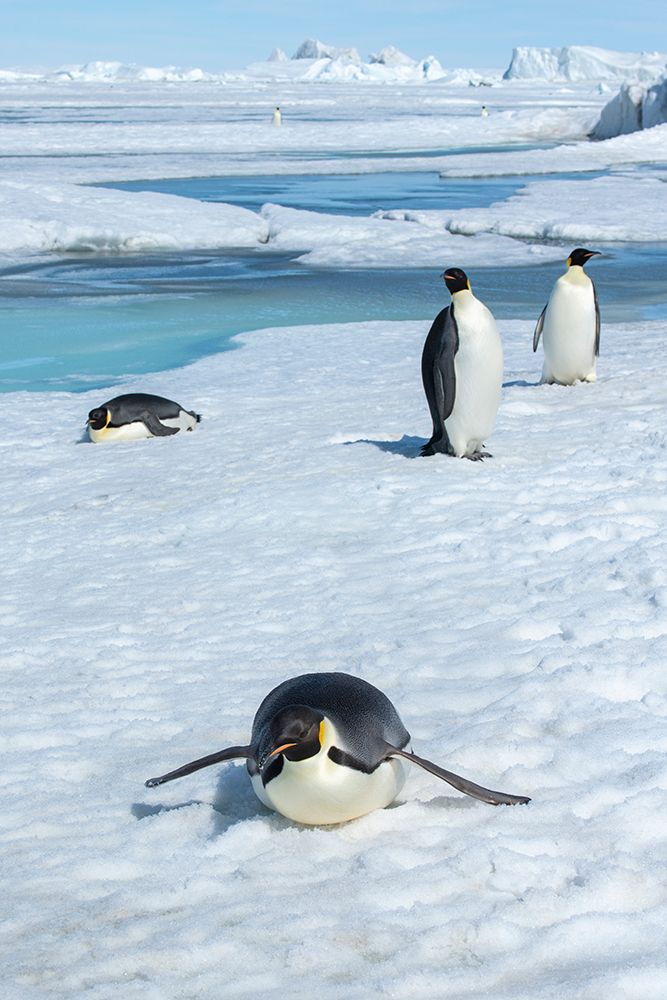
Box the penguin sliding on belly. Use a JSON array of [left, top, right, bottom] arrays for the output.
[[145, 672, 530, 826], [421, 268, 503, 460], [533, 248, 601, 385], [87, 393, 200, 443]]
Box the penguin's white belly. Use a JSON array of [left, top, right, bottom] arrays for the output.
[[445, 303, 503, 457], [88, 411, 196, 443], [542, 282, 597, 385], [250, 755, 406, 826]]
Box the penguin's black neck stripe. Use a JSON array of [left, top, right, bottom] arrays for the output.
[[327, 746, 378, 774]]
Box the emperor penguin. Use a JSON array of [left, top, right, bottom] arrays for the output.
[[145, 672, 530, 826], [272, 106, 282, 126], [533, 248, 601, 385], [421, 267, 503, 460], [87, 392, 200, 443]]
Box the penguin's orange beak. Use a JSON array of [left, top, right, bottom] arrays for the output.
[[266, 741, 298, 761]]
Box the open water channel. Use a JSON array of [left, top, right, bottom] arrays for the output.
[[2, 167, 666, 392]]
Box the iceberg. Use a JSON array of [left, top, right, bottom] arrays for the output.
[[293, 38, 361, 63], [369, 45, 416, 67], [50, 60, 215, 83], [504, 45, 667, 83], [300, 53, 447, 83], [591, 75, 667, 138]]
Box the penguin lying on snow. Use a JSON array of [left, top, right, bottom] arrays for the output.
[[421, 267, 503, 460], [87, 393, 200, 443], [533, 248, 601, 385], [145, 672, 530, 825]]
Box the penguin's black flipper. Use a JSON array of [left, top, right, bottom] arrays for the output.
[[421, 305, 458, 456], [145, 745, 255, 787], [533, 305, 547, 352], [593, 283, 601, 357], [140, 411, 181, 437], [385, 745, 531, 806]]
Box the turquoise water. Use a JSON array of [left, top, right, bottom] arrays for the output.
[[102, 170, 529, 216], [3, 169, 667, 393], [100, 166, 601, 217]]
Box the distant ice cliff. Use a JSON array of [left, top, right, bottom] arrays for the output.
[[504, 45, 667, 83]]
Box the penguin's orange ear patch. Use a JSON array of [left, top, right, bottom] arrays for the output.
[[319, 720, 326, 746]]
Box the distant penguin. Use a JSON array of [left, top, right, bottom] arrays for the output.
[[272, 106, 282, 126], [421, 267, 503, 460], [87, 393, 200, 443], [481, 105, 489, 117], [145, 672, 530, 825], [533, 248, 601, 385]]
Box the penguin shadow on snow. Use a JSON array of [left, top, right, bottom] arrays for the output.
[[132, 778, 485, 838], [344, 435, 425, 459], [132, 799, 208, 820], [132, 763, 266, 836], [502, 377, 540, 389]]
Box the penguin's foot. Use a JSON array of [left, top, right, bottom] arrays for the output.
[[465, 450, 492, 462], [421, 439, 454, 457]]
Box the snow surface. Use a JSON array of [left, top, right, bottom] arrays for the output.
[[0, 74, 610, 258], [420, 174, 667, 244], [504, 45, 667, 83], [3, 314, 667, 998], [0, 180, 268, 254], [438, 123, 667, 177], [260, 202, 563, 268]]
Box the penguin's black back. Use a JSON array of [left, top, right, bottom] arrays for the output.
[[251, 672, 410, 769], [104, 393, 185, 423]]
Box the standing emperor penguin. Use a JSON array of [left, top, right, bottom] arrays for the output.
[[145, 672, 530, 826], [421, 267, 503, 460], [272, 106, 282, 126], [533, 248, 601, 385], [87, 393, 200, 443]]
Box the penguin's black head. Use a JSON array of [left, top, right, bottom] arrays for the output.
[[442, 268, 470, 294], [87, 407, 110, 431], [567, 248, 601, 268], [258, 705, 324, 774]]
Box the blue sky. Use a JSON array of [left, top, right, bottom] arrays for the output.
[[2, 0, 666, 71]]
